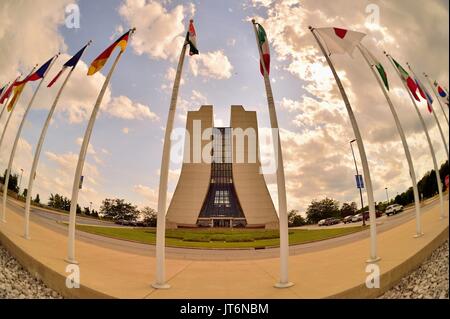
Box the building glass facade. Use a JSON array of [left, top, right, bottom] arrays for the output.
[[197, 128, 246, 227]]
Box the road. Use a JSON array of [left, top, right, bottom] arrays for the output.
[[3, 194, 448, 261]]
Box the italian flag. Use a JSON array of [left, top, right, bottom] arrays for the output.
[[365, 47, 389, 91], [392, 58, 421, 102], [256, 23, 270, 76]]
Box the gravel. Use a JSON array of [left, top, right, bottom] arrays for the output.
[[0, 244, 62, 299], [380, 240, 449, 299]]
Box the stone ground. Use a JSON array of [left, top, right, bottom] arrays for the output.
[[0, 240, 448, 299], [380, 240, 449, 299], [0, 245, 61, 299]]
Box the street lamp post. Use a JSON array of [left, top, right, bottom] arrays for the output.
[[385, 187, 389, 204], [350, 139, 365, 226]]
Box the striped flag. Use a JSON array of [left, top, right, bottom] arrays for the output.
[[186, 20, 199, 56], [48, 44, 89, 87], [0, 77, 20, 104], [365, 48, 389, 91], [256, 23, 270, 76], [88, 30, 132, 76], [392, 58, 421, 102]]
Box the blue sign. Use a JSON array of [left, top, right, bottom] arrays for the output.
[[355, 174, 364, 189]]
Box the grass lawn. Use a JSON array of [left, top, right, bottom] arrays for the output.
[[75, 225, 368, 249]]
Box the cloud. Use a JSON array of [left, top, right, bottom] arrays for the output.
[[247, 0, 449, 213], [122, 127, 130, 134], [118, 0, 192, 60], [189, 50, 234, 79], [102, 95, 160, 121]]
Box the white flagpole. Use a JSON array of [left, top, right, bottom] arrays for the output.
[[153, 22, 190, 290], [66, 34, 132, 263], [24, 42, 91, 239], [407, 63, 449, 164], [386, 53, 445, 219], [423, 73, 449, 125], [1, 56, 59, 223], [310, 26, 380, 263], [358, 45, 423, 237], [252, 19, 293, 288], [0, 69, 36, 207], [0, 81, 11, 126]]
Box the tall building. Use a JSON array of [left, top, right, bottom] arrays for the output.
[[166, 105, 279, 229]]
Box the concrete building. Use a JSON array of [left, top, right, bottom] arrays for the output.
[[166, 105, 279, 229]]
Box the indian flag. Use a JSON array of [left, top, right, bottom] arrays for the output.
[[256, 23, 270, 76]]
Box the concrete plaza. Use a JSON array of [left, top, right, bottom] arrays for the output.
[[0, 196, 448, 298]]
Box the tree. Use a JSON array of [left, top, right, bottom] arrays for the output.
[[48, 193, 71, 211], [340, 202, 357, 218], [83, 206, 91, 216], [141, 207, 157, 227], [287, 209, 306, 227], [100, 198, 139, 221], [1, 170, 19, 193], [305, 198, 340, 224], [34, 194, 40, 204], [22, 188, 28, 198]]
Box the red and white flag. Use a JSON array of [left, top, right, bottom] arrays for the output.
[[315, 27, 366, 56]]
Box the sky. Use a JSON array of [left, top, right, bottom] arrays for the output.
[[0, 0, 448, 216]]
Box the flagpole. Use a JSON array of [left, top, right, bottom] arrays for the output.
[[0, 69, 36, 203], [407, 63, 449, 163], [252, 19, 293, 288], [66, 44, 128, 264], [24, 42, 91, 240], [423, 73, 449, 125], [153, 23, 189, 290], [386, 53, 445, 219], [310, 26, 380, 263], [358, 45, 423, 237], [1, 56, 59, 223], [0, 96, 12, 132], [0, 81, 11, 125]]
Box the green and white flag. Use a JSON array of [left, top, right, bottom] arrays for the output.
[[365, 47, 389, 91]]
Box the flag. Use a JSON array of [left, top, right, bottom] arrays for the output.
[[88, 30, 131, 76], [392, 58, 421, 102], [256, 23, 270, 76], [414, 77, 433, 113], [315, 27, 366, 56], [365, 48, 389, 90], [434, 81, 448, 98], [22, 56, 54, 83], [0, 78, 20, 104], [6, 82, 26, 112], [48, 44, 88, 87], [0, 84, 7, 98], [186, 20, 199, 56]]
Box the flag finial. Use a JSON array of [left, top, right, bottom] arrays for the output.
[[190, 19, 194, 23], [251, 18, 256, 24], [87, 40, 93, 46]]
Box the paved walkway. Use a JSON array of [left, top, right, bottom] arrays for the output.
[[0, 198, 448, 298]]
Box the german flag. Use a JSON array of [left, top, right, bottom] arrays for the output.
[[88, 30, 132, 76]]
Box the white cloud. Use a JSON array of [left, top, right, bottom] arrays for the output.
[[189, 50, 234, 79], [118, 0, 192, 60], [103, 95, 160, 121], [122, 127, 130, 134]]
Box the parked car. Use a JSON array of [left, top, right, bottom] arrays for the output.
[[318, 219, 326, 226], [352, 213, 363, 222], [323, 217, 340, 226], [343, 215, 354, 224], [385, 204, 404, 216], [362, 210, 383, 220]]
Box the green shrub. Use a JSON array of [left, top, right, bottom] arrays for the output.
[[225, 235, 255, 242], [210, 235, 226, 242]]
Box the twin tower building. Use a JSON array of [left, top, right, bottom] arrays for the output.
[[166, 105, 279, 229]]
